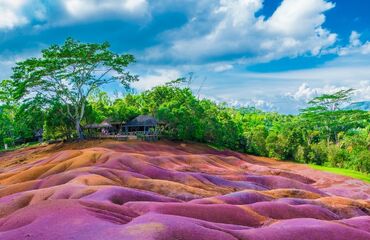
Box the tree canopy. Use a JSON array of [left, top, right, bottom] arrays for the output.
[[0, 39, 369, 174], [5, 38, 137, 139]]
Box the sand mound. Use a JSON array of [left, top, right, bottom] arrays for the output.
[[0, 140, 369, 240]]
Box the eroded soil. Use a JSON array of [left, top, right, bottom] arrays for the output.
[[0, 140, 369, 240]]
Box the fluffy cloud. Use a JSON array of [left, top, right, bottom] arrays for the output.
[[0, 0, 30, 29], [185, 57, 370, 114], [228, 81, 370, 114], [338, 31, 370, 56], [62, 0, 149, 21], [285, 81, 370, 110], [133, 69, 181, 90], [264, 0, 334, 37], [213, 64, 234, 72], [288, 83, 347, 102], [0, 0, 48, 30], [0, 0, 149, 30], [146, 0, 337, 64], [244, 99, 276, 111], [262, 0, 336, 56]]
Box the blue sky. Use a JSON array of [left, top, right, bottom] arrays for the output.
[[0, 0, 369, 113]]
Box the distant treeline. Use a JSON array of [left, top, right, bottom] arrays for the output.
[[0, 38, 369, 173], [1, 83, 369, 173]]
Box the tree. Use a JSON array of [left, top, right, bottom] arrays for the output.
[[305, 89, 354, 112], [8, 38, 137, 139], [301, 89, 369, 144]]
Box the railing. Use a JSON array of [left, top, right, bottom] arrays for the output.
[[86, 132, 160, 142]]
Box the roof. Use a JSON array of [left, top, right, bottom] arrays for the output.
[[110, 121, 125, 125], [84, 121, 112, 129], [124, 115, 158, 127], [84, 119, 125, 129]]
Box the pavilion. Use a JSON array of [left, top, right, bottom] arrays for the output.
[[83, 115, 159, 140], [123, 115, 158, 135]]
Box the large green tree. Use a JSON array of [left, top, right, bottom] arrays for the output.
[[301, 89, 369, 144], [7, 38, 137, 139]]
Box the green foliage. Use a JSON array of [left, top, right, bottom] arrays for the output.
[[5, 37, 137, 139], [306, 142, 328, 165], [350, 150, 370, 173], [294, 145, 306, 163], [43, 101, 75, 140], [0, 39, 369, 174], [305, 88, 354, 112], [309, 164, 370, 183], [3, 137, 13, 146]]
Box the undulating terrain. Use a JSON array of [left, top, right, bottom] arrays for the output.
[[0, 140, 369, 240]]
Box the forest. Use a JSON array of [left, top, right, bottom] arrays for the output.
[[0, 39, 369, 173]]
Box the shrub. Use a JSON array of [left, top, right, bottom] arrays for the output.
[[3, 137, 13, 147], [307, 142, 328, 165], [327, 145, 350, 168], [349, 150, 370, 172], [294, 145, 307, 163]]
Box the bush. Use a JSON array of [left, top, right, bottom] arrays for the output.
[[349, 150, 370, 172], [294, 145, 307, 163], [327, 145, 350, 168], [3, 137, 13, 147], [307, 142, 328, 165], [266, 132, 290, 160], [244, 125, 268, 156]]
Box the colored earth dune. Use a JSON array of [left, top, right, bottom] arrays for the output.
[[0, 140, 369, 240]]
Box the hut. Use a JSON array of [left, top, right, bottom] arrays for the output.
[[83, 116, 158, 141], [84, 120, 113, 137], [109, 120, 126, 134], [123, 115, 158, 135]]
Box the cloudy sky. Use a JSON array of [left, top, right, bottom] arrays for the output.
[[0, 0, 369, 113]]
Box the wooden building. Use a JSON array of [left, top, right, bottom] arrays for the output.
[[84, 119, 125, 136], [83, 115, 159, 141], [123, 115, 158, 135]]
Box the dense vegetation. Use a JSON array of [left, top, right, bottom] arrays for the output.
[[0, 39, 369, 173]]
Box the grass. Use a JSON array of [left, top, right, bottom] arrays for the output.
[[207, 144, 226, 151], [0, 142, 41, 153], [309, 164, 370, 183]]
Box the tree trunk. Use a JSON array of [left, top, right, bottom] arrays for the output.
[[76, 119, 83, 140]]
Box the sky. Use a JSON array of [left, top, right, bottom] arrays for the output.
[[0, 0, 369, 114]]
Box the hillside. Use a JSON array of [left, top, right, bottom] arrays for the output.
[[0, 140, 369, 240]]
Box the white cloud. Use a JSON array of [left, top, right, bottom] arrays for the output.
[[213, 64, 234, 72], [62, 0, 149, 20], [264, 0, 334, 37], [147, 0, 337, 64], [338, 31, 370, 56], [245, 99, 276, 111], [133, 69, 181, 90], [216, 81, 370, 114], [181, 54, 370, 114], [285, 82, 370, 111], [288, 83, 347, 102], [0, 0, 149, 30], [0, 0, 47, 30], [0, 0, 29, 29], [350, 31, 361, 47]]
